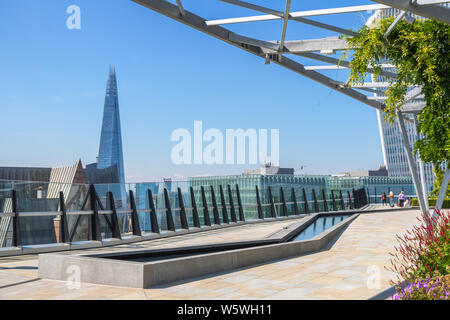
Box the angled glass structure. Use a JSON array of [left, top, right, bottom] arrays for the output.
[[97, 66, 126, 184]]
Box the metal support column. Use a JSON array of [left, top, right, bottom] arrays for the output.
[[227, 185, 237, 223], [280, 187, 288, 216], [11, 190, 21, 247], [108, 192, 123, 238], [177, 187, 189, 229], [147, 189, 160, 234], [129, 190, 142, 236], [88, 185, 102, 241], [201, 186, 211, 226], [219, 185, 230, 224], [210, 186, 221, 225], [348, 190, 353, 209], [268, 186, 277, 218], [190, 187, 201, 228], [436, 168, 450, 214], [302, 188, 309, 214], [236, 184, 245, 222], [255, 185, 264, 220], [331, 190, 337, 211], [312, 189, 319, 213], [396, 111, 427, 213], [339, 190, 345, 211], [58, 191, 70, 243], [163, 188, 176, 231], [413, 115, 429, 212], [322, 189, 329, 212], [291, 188, 299, 215]]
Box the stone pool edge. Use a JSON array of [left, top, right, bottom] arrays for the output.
[[38, 213, 360, 289]]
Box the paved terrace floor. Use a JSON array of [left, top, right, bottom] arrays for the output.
[[0, 207, 420, 300]]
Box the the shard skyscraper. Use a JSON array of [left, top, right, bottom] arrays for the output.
[[97, 66, 126, 184]]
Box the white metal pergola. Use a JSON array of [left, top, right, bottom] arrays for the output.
[[131, 0, 450, 214]]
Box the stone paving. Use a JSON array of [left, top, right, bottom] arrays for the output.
[[0, 208, 420, 300]]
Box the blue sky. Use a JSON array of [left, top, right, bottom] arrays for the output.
[[0, 0, 385, 182]]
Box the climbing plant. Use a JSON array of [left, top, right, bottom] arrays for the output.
[[345, 17, 450, 170]]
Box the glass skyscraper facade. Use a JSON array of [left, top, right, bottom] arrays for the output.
[[97, 66, 126, 184]]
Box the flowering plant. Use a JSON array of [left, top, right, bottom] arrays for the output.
[[387, 209, 450, 283], [393, 275, 449, 300], [388, 209, 450, 300]]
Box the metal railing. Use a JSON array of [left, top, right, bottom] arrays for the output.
[[0, 183, 371, 249]]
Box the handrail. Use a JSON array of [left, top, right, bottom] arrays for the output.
[[0, 184, 372, 250]]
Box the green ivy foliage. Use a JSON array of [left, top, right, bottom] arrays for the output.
[[345, 17, 450, 169]]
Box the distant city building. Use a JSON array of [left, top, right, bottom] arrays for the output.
[[334, 165, 388, 178], [243, 163, 295, 175], [0, 160, 88, 247], [88, 66, 125, 185]]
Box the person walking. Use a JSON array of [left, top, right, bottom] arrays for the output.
[[381, 192, 387, 206], [389, 191, 395, 207], [398, 191, 406, 207]]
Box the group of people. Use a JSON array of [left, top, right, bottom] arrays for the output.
[[380, 191, 411, 208]]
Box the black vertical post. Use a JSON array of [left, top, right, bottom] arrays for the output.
[[147, 189, 160, 234], [347, 190, 353, 209], [374, 186, 377, 204], [331, 190, 337, 211], [352, 188, 356, 209], [302, 188, 310, 214], [219, 186, 230, 224], [255, 185, 264, 220], [163, 188, 176, 231], [227, 185, 237, 223], [129, 190, 142, 236], [235, 184, 245, 222], [89, 185, 102, 241], [210, 186, 221, 225], [58, 191, 70, 243], [11, 190, 21, 247], [291, 188, 299, 215], [108, 192, 122, 239], [322, 189, 329, 212], [201, 186, 211, 226], [177, 188, 189, 230], [367, 188, 371, 204], [190, 187, 201, 228], [268, 186, 276, 218], [312, 189, 319, 213], [280, 187, 287, 216], [339, 190, 345, 211]]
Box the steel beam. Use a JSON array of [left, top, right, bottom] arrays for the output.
[[294, 53, 398, 79], [205, 4, 389, 26], [132, 0, 386, 111], [219, 0, 359, 36], [373, 0, 450, 24]]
